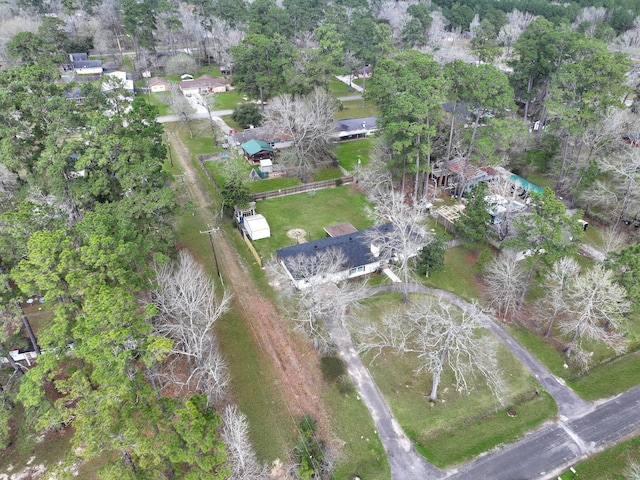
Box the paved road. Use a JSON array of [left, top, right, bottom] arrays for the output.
[[450, 385, 640, 480], [325, 314, 446, 479], [330, 283, 640, 480]]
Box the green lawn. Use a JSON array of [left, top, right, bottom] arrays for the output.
[[210, 90, 244, 110], [423, 246, 483, 302], [565, 435, 640, 479], [221, 114, 242, 132], [249, 186, 372, 258], [354, 293, 556, 468], [313, 167, 344, 181], [248, 176, 301, 193], [328, 79, 357, 97], [335, 100, 379, 120], [335, 138, 374, 172], [178, 120, 224, 157], [324, 381, 390, 480], [144, 92, 172, 116]]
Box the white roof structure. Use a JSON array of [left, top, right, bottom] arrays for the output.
[[243, 214, 270, 240]]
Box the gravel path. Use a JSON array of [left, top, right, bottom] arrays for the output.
[[168, 127, 331, 452]]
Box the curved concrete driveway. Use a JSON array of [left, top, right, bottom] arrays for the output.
[[327, 283, 639, 480]]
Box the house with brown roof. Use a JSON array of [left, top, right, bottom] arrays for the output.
[[179, 75, 227, 95], [148, 77, 171, 93]]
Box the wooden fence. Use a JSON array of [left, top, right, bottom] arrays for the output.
[[242, 230, 262, 268], [251, 176, 355, 201]]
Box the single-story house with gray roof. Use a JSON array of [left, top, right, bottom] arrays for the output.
[[333, 117, 377, 142], [276, 224, 393, 289]]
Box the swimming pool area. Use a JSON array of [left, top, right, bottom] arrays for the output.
[[509, 174, 544, 194]]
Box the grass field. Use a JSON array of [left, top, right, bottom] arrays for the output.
[[211, 90, 244, 110], [335, 138, 374, 171], [335, 100, 379, 120], [144, 92, 172, 116], [328, 79, 357, 97], [423, 246, 483, 302], [249, 185, 372, 257], [354, 293, 556, 468]]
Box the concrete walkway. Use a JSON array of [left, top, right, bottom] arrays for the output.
[[325, 313, 445, 479], [335, 75, 364, 93]]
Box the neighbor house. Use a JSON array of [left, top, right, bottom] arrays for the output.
[[179, 75, 227, 95], [241, 139, 275, 164], [333, 117, 377, 142], [230, 128, 292, 149], [102, 71, 134, 92], [622, 133, 640, 147], [148, 77, 171, 93], [353, 65, 373, 78], [276, 223, 393, 289]]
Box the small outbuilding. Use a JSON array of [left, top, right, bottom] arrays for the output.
[[241, 139, 275, 164], [242, 214, 271, 240]]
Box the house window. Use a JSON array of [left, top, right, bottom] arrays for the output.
[[350, 266, 365, 276]]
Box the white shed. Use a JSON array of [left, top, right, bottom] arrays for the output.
[[243, 214, 270, 240]]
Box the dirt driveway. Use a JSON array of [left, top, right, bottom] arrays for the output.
[[167, 129, 329, 436]]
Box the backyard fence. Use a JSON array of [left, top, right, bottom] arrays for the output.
[[251, 176, 355, 201], [241, 230, 263, 268]]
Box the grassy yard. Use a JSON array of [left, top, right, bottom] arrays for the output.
[[328, 79, 357, 97], [144, 92, 172, 116], [564, 435, 640, 479], [249, 185, 372, 258], [221, 114, 242, 132], [177, 120, 225, 158], [335, 100, 379, 120], [353, 293, 556, 468], [323, 374, 390, 480], [423, 246, 483, 302], [335, 138, 374, 172], [210, 90, 244, 110], [248, 176, 301, 193]]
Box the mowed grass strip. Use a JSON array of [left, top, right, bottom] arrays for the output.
[[328, 79, 357, 97], [354, 293, 556, 468], [567, 435, 640, 479], [324, 383, 391, 480]]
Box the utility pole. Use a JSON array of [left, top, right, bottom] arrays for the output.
[[200, 225, 223, 285], [166, 133, 173, 167]]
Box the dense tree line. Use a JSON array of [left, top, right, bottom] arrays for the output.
[[0, 55, 268, 476]]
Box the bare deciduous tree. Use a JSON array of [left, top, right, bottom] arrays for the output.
[[221, 405, 269, 480], [536, 256, 581, 337], [270, 248, 368, 351], [356, 298, 507, 404], [164, 53, 198, 76], [152, 250, 231, 402], [561, 264, 630, 357], [262, 87, 337, 181], [168, 84, 194, 138], [359, 156, 433, 302], [497, 10, 537, 57], [625, 461, 640, 480], [483, 251, 527, 318], [584, 146, 640, 230], [600, 226, 629, 255]]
